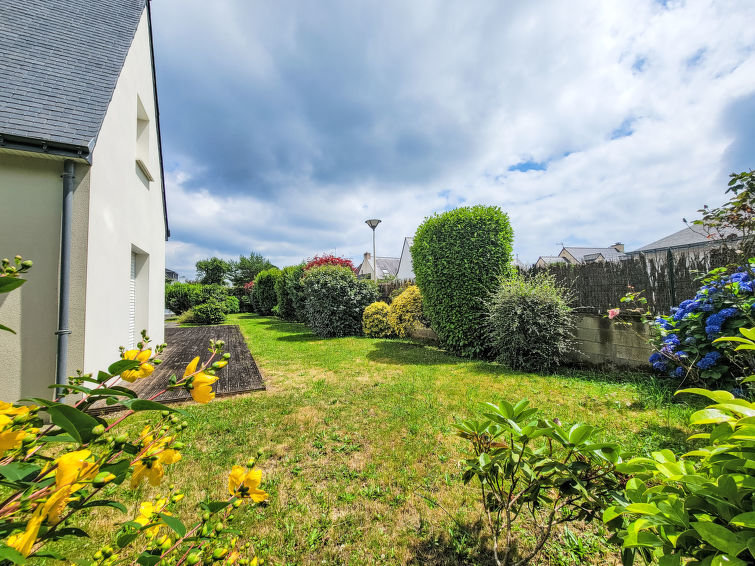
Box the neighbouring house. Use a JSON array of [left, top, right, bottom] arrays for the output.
[[165, 268, 179, 282], [0, 0, 168, 402], [536, 243, 627, 268], [396, 237, 415, 281], [355, 252, 400, 280], [626, 227, 742, 261]]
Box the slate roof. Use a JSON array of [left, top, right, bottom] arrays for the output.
[[356, 256, 400, 277], [627, 227, 742, 255], [562, 247, 626, 263], [0, 0, 147, 154]]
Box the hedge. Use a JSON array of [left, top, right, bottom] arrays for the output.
[[252, 268, 281, 315], [302, 265, 378, 337], [412, 205, 513, 358], [275, 265, 306, 321]]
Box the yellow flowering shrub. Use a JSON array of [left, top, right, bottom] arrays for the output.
[[361, 301, 394, 338], [0, 256, 268, 565], [387, 285, 424, 338]]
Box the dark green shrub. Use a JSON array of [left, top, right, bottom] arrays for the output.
[[302, 265, 379, 337], [197, 283, 229, 304], [224, 295, 240, 314], [486, 272, 574, 372], [252, 268, 281, 315], [165, 283, 230, 314], [192, 299, 226, 325], [275, 265, 305, 321], [412, 205, 514, 358]]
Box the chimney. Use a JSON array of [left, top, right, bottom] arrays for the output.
[[364, 252, 371, 261], [612, 242, 624, 253]]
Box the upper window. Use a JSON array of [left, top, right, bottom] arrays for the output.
[[135, 95, 154, 182]]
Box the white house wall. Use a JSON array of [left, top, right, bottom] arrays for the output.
[[0, 153, 90, 401], [396, 239, 415, 281], [84, 9, 165, 375]]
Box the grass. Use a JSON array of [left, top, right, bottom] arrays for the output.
[[59, 314, 697, 565]]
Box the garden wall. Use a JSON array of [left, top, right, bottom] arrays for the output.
[[568, 313, 653, 369]]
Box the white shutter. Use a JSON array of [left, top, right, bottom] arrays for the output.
[[129, 253, 136, 348]]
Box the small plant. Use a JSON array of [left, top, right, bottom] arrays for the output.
[[362, 301, 394, 338], [192, 299, 226, 325], [486, 273, 574, 372], [387, 285, 424, 338], [455, 400, 621, 566]]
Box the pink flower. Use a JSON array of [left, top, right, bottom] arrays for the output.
[[608, 308, 620, 319]]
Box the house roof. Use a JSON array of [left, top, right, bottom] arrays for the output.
[[537, 256, 567, 265], [357, 256, 400, 277], [627, 227, 741, 254], [562, 247, 626, 262], [0, 0, 147, 155]]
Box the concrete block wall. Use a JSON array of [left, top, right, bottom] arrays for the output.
[[568, 313, 652, 368]]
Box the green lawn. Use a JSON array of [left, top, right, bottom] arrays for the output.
[[65, 314, 696, 565]]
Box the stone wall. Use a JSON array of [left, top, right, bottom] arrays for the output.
[[569, 313, 652, 368]]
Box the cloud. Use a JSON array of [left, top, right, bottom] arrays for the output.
[[152, 0, 755, 276]]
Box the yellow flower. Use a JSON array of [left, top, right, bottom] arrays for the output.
[[184, 357, 218, 404], [228, 466, 268, 502], [130, 449, 181, 488], [0, 426, 26, 456], [6, 488, 70, 556], [121, 349, 155, 382], [0, 401, 34, 418], [134, 499, 170, 538], [54, 449, 99, 490]]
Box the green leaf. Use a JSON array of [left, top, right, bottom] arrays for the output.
[[158, 513, 186, 537], [101, 460, 131, 485], [0, 323, 17, 334], [46, 404, 100, 444], [677, 389, 735, 403], [107, 359, 140, 376], [199, 500, 232, 514], [0, 463, 41, 482], [692, 522, 748, 556], [690, 409, 736, 426], [75, 500, 127, 514], [0, 277, 25, 294], [625, 503, 660, 515], [711, 555, 746, 566], [730, 512, 755, 528], [0, 544, 26, 564], [136, 552, 161, 566], [119, 399, 186, 415], [568, 424, 594, 445], [116, 532, 140, 548], [38, 433, 77, 444]]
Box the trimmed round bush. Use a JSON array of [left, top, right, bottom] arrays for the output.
[[302, 265, 379, 337], [388, 285, 423, 338], [224, 295, 240, 314], [412, 205, 514, 358], [192, 299, 226, 325], [486, 273, 573, 372], [253, 268, 281, 315], [362, 301, 394, 338], [276, 265, 306, 321]]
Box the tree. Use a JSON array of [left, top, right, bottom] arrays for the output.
[[229, 252, 276, 286], [195, 257, 232, 285]]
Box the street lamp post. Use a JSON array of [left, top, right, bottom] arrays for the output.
[[365, 219, 381, 280]]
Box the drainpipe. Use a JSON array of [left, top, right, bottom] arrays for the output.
[[55, 160, 75, 395]]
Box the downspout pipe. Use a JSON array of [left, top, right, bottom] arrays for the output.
[[55, 160, 75, 395]]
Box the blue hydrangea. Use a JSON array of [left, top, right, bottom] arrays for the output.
[[649, 352, 662, 363], [696, 351, 722, 370], [673, 366, 684, 377], [683, 336, 697, 345], [654, 317, 673, 330], [663, 334, 680, 347], [652, 361, 667, 371]]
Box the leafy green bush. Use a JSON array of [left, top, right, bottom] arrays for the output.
[[456, 399, 621, 566], [252, 268, 281, 315], [224, 295, 240, 314], [387, 285, 424, 338], [486, 272, 574, 372], [276, 265, 306, 321], [302, 265, 379, 337], [362, 301, 394, 338], [165, 283, 230, 314], [412, 205, 514, 358], [192, 299, 226, 325], [605, 387, 755, 566]]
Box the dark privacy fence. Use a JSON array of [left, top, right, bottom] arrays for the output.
[[523, 247, 740, 315]]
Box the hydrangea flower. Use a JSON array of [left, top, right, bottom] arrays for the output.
[[696, 351, 722, 370]]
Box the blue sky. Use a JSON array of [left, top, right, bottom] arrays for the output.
[[151, 0, 755, 278]]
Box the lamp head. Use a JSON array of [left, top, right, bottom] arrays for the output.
[[365, 219, 381, 230]]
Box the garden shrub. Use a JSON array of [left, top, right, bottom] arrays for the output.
[[486, 272, 574, 372], [192, 299, 226, 325], [252, 268, 281, 315], [412, 205, 514, 358], [302, 265, 379, 337], [276, 264, 306, 321], [304, 253, 355, 272], [224, 295, 240, 314], [387, 285, 424, 338], [647, 264, 755, 384], [362, 301, 394, 338], [165, 283, 229, 314]]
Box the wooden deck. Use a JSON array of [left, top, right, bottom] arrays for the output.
[[92, 325, 264, 412]]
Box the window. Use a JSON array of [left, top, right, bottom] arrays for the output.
[[135, 95, 154, 182]]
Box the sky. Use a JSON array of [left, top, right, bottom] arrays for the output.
[[151, 0, 755, 279]]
